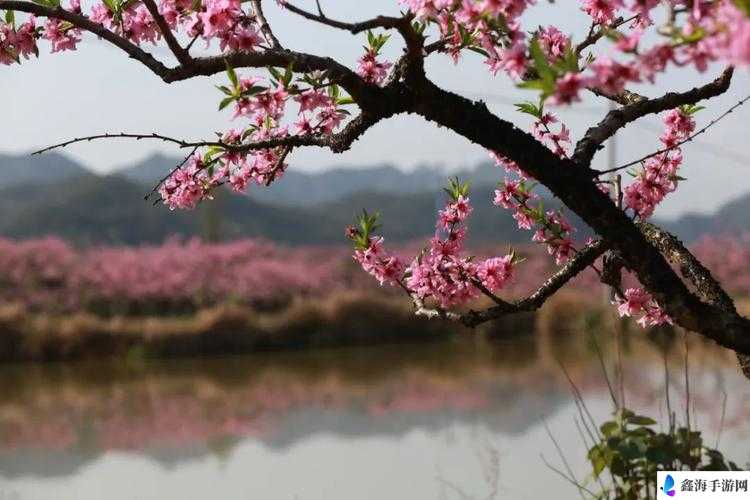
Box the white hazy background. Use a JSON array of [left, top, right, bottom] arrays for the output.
[[3, 0, 749, 219]]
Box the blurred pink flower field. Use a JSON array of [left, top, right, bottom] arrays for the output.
[[0, 235, 748, 316]]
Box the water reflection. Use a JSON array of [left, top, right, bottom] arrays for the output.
[[0, 332, 748, 499]]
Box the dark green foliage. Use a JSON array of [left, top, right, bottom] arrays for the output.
[[586, 408, 741, 499]]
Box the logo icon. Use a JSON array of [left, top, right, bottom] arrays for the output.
[[661, 474, 676, 497]]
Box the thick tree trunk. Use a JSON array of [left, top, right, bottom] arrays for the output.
[[408, 80, 750, 355]]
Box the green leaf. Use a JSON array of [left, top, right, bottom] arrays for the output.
[[225, 61, 239, 89], [240, 85, 266, 97], [529, 37, 556, 92], [215, 85, 234, 96], [267, 65, 282, 83], [328, 83, 340, 100], [681, 104, 705, 115], [101, 0, 117, 12], [517, 79, 546, 91], [282, 62, 294, 87], [515, 100, 542, 118], [467, 46, 490, 58], [600, 421, 620, 438], [627, 415, 656, 426], [218, 96, 235, 111], [336, 96, 356, 106], [5, 9, 15, 25]]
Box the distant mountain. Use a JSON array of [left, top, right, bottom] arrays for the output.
[[0, 174, 321, 246], [1, 151, 748, 246], [661, 192, 750, 241], [116, 154, 503, 207], [0, 152, 90, 188], [114, 153, 180, 186], [0, 172, 588, 246]]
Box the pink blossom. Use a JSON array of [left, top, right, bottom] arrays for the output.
[[220, 26, 263, 53], [538, 26, 569, 61], [581, 0, 623, 24], [356, 49, 392, 86], [552, 72, 586, 105], [199, 0, 242, 39], [588, 56, 640, 96], [294, 89, 332, 114], [616, 287, 650, 317], [477, 255, 514, 292], [43, 19, 81, 53]]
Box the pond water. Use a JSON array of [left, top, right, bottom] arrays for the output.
[[0, 331, 748, 500]]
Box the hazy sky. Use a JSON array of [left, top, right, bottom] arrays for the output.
[[3, 1, 749, 219]]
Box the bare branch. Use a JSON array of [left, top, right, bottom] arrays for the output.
[[574, 67, 734, 166], [32, 132, 220, 155], [594, 91, 750, 177], [144, 146, 198, 200], [282, 2, 424, 68], [251, 0, 282, 49], [282, 2, 405, 35], [587, 87, 647, 106], [575, 15, 639, 55], [34, 111, 383, 157]]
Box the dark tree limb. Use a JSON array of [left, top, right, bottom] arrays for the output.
[[637, 222, 750, 378], [407, 77, 750, 355], [574, 67, 734, 166], [637, 222, 736, 313]]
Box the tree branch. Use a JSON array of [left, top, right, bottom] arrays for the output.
[[574, 67, 734, 166], [459, 240, 608, 327], [251, 0, 282, 49], [637, 222, 750, 379], [282, 2, 424, 72], [408, 77, 750, 354], [0, 0, 172, 78], [587, 87, 647, 106], [595, 92, 750, 177], [575, 15, 639, 55], [282, 2, 406, 34], [33, 111, 386, 156], [141, 0, 192, 65], [637, 222, 736, 313]]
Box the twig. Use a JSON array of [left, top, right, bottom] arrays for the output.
[[542, 418, 588, 500], [145, 146, 197, 200], [251, 0, 282, 48], [595, 93, 750, 176], [540, 455, 598, 498], [576, 67, 734, 166]]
